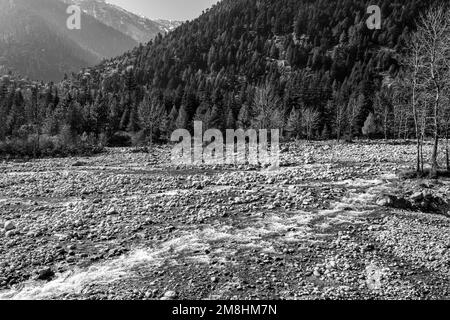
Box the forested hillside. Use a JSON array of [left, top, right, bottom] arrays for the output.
[[0, 0, 440, 156], [73, 0, 435, 140]]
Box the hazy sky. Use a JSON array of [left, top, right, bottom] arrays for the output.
[[106, 0, 219, 21]]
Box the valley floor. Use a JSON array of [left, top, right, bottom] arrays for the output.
[[0, 141, 449, 300]]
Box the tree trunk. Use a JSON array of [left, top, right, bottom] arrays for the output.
[[150, 125, 153, 150], [384, 105, 388, 140], [446, 134, 449, 171], [420, 136, 424, 173], [420, 120, 425, 173], [416, 137, 421, 174], [430, 87, 440, 178], [431, 134, 439, 177], [411, 69, 420, 173], [446, 145, 449, 171]]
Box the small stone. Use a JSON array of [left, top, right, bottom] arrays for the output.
[[410, 192, 424, 201], [37, 268, 55, 281], [161, 291, 177, 300], [107, 208, 119, 215], [4, 221, 15, 231], [376, 197, 391, 207], [5, 230, 16, 237], [72, 161, 88, 167]]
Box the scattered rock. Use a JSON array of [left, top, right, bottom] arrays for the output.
[[107, 208, 119, 215], [4, 221, 15, 231], [72, 161, 88, 167], [378, 195, 412, 210], [0, 142, 448, 300], [37, 268, 55, 281], [410, 191, 424, 201], [161, 291, 178, 300], [5, 230, 16, 237]]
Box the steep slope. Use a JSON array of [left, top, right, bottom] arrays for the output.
[[0, 0, 98, 81], [1, 0, 442, 147], [0, 0, 138, 81], [88, 0, 434, 136], [154, 19, 183, 33], [62, 0, 182, 44]]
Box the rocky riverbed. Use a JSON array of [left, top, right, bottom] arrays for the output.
[[0, 141, 449, 300]]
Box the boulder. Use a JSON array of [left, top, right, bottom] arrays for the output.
[[4, 221, 15, 231], [37, 268, 55, 281], [377, 195, 412, 210], [410, 191, 424, 202], [161, 291, 178, 300]]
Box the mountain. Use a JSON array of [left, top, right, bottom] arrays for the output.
[[0, 0, 97, 82], [154, 19, 183, 33], [91, 0, 433, 133], [0, 0, 139, 81], [0, 0, 442, 151], [62, 0, 182, 44], [0, 0, 183, 81]]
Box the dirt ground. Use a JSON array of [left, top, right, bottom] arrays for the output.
[[0, 141, 449, 300]]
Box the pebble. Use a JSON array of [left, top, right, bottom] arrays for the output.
[[37, 268, 55, 281], [161, 291, 178, 300], [4, 221, 15, 231], [5, 230, 16, 237], [0, 142, 448, 300], [107, 208, 119, 215]]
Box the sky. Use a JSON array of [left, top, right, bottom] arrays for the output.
[[106, 0, 219, 21]]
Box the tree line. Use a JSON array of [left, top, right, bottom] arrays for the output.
[[1, 0, 449, 175]]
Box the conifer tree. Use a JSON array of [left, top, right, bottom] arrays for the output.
[[175, 105, 189, 130]]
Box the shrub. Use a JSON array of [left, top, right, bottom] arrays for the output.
[[0, 133, 104, 159], [362, 113, 377, 138], [107, 131, 132, 147]]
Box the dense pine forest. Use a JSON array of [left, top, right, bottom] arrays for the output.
[[0, 0, 444, 158]]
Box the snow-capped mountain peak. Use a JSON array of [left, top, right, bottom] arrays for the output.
[[61, 0, 182, 44]]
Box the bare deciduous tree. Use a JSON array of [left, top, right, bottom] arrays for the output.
[[346, 94, 360, 142], [408, 33, 424, 172], [415, 5, 450, 177], [252, 85, 283, 130], [301, 108, 320, 141], [401, 5, 450, 175], [335, 102, 346, 141], [138, 90, 164, 147]]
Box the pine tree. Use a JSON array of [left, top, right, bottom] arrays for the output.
[[286, 108, 300, 139], [225, 108, 235, 129], [237, 105, 251, 129], [362, 113, 377, 138], [167, 105, 179, 133], [175, 105, 189, 130], [208, 104, 223, 130], [159, 110, 169, 142], [138, 91, 163, 145], [127, 105, 139, 132]]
